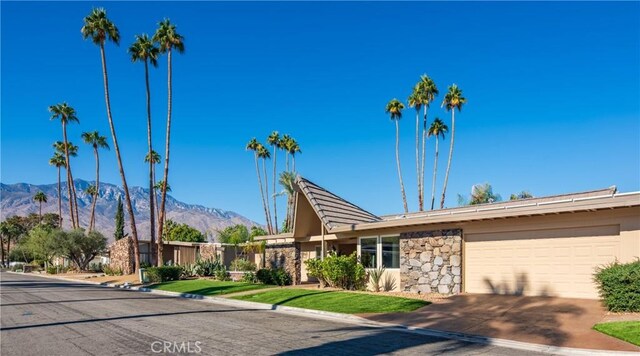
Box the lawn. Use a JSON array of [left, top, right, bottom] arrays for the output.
[[593, 321, 640, 346], [232, 288, 429, 314], [148, 279, 273, 296]]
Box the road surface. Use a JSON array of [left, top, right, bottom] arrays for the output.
[[0, 272, 546, 355]]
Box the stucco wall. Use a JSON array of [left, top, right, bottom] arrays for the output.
[[400, 229, 462, 294], [109, 236, 135, 275], [265, 243, 301, 285]]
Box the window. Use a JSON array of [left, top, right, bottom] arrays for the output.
[[381, 236, 400, 268], [360, 237, 377, 268]]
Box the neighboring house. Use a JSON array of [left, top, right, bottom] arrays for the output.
[[257, 176, 640, 299]]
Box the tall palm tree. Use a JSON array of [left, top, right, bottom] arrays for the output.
[[49, 152, 66, 227], [81, 131, 109, 231], [427, 118, 448, 210], [408, 87, 423, 211], [129, 34, 160, 260], [146, 150, 161, 227], [154, 180, 171, 240], [440, 84, 466, 209], [257, 145, 273, 234], [85, 185, 98, 228], [33, 192, 48, 222], [385, 99, 408, 213], [281, 134, 292, 171], [267, 131, 281, 233], [278, 171, 297, 232], [247, 139, 273, 234], [82, 8, 141, 271], [287, 138, 301, 172], [419, 75, 438, 211], [49, 103, 80, 228], [153, 18, 185, 266]]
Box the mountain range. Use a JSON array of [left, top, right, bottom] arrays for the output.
[[0, 180, 258, 242]]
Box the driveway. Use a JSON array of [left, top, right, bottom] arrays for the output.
[[363, 293, 640, 352], [0, 273, 545, 356]]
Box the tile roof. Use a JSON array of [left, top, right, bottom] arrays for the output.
[[295, 176, 382, 229]]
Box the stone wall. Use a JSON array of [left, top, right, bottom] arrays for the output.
[[400, 229, 462, 294], [265, 243, 301, 285], [109, 236, 135, 275], [199, 243, 221, 261]]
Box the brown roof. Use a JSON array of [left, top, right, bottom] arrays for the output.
[[295, 176, 382, 229]]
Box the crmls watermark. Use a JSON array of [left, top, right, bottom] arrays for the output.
[[151, 340, 202, 354]]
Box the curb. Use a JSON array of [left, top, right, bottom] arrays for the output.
[[8, 272, 638, 356]]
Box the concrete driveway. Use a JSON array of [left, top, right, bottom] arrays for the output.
[[363, 293, 640, 352], [0, 273, 545, 356]]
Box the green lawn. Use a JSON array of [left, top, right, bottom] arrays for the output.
[[148, 279, 273, 296], [593, 321, 640, 346], [232, 288, 429, 314]]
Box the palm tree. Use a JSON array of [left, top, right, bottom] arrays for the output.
[[83, 8, 141, 271], [257, 144, 273, 235], [33, 192, 48, 222], [287, 138, 301, 172], [247, 139, 273, 234], [419, 75, 438, 211], [49, 152, 66, 227], [267, 131, 281, 233], [146, 150, 161, 227], [154, 180, 171, 240], [129, 34, 160, 260], [408, 87, 423, 211], [281, 134, 292, 171], [153, 18, 185, 266], [440, 84, 466, 209], [81, 131, 109, 231], [49, 103, 80, 228], [278, 171, 297, 232], [85, 185, 98, 228], [427, 118, 448, 210], [385, 99, 408, 213]]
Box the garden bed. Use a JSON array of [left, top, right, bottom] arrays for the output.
[[148, 279, 274, 296]]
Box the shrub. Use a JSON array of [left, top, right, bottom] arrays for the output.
[[214, 267, 230, 281], [594, 260, 640, 312], [230, 258, 256, 272], [255, 268, 291, 286], [89, 262, 103, 273], [304, 258, 326, 288], [369, 266, 386, 292], [321, 252, 367, 290], [46, 265, 68, 274], [242, 271, 257, 283], [103, 265, 123, 276], [10, 263, 25, 272], [195, 258, 224, 277], [147, 266, 183, 283], [383, 274, 397, 292]]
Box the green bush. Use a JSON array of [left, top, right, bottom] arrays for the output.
[[214, 267, 230, 281], [195, 258, 224, 277], [305, 252, 366, 290], [89, 262, 103, 273], [255, 268, 291, 286], [103, 265, 123, 276], [147, 266, 183, 283], [304, 258, 326, 287], [46, 265, 68, 274], [594, 260, 640, 312], [242, 271, 257, 283], [230, 258, 256, 272]]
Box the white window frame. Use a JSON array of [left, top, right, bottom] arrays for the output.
[[357, 235, 400, 270]]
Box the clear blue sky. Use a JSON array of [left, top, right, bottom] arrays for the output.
[[2, 1, 639, 224]]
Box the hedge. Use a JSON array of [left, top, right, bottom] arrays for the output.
[[594, 260, 640, 312], [147, 266, 183, 283]]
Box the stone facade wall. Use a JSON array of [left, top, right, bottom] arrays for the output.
[[400, 229, 462, 294], [265, 243, 301, 285], [108, 236, 135, 275], [199, 244, 221, 261]]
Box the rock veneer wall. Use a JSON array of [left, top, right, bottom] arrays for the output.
[[400, 229, 462, 294], [265, 243, 301, 285], [109, 236, 135, 275], [199, 243, 221, 261]]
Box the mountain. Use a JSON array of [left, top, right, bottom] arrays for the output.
[[0, 180, 259, 242]]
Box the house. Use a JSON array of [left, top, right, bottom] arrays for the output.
[[257, 176, 640, 299]]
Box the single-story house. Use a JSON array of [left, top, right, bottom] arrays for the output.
[[257, 176, 640, 299]]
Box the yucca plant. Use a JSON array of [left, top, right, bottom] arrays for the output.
[[383, 273, 397, 292], [369, 266, 386, 292]]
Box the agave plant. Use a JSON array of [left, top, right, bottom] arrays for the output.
[[369, 266, 386, 292], [383, 274, 397, 292]]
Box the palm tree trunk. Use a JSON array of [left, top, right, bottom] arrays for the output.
[[262, 158, 273, 234], [292, 156, 296, 172], [255, 153, 272, 234], [430, 137, 440, 210], [395, 120, 408, 213], [415, 109, 421, 211], [57, 166, 62, 227], [99, 42, 141, 272], [39, 202, 43, 222], [88, 147, 99, 232], [421, 106, 428, 211], [272, 145, 278, 233], [440, 110, 455, 209], [157, 48, 174, 266], [70, 171, 79, 227], [62, 123, 76, 229], [144, 59, 157, 266]]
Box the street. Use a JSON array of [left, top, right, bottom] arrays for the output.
[[0, 273, 545, 355]]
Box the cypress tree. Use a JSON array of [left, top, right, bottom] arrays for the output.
[[114, 196, 124, 240]]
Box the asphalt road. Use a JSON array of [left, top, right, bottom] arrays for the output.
[[0, 272, 546, 355]]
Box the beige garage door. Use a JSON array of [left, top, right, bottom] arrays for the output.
[[464, 225, 621, 299]]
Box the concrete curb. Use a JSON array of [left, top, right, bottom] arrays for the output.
[[9, 272, 638, 356]]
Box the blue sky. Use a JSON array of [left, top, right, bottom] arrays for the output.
[[2, 1, 639, 225]]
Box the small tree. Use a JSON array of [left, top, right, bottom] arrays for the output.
[[58, 229, 107, 271], [114, 196, 124, 240], [163, 219, 205, 242], [510, 191, 534, 200], [22, 226, 59, 267], [218, 224, 250, 259]]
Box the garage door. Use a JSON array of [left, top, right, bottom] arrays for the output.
[[464, 225, 621, 299]]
